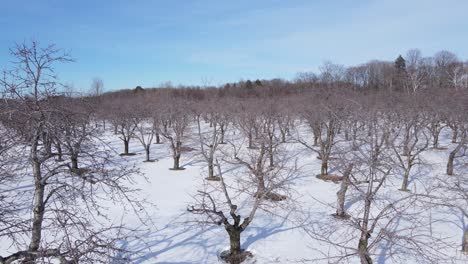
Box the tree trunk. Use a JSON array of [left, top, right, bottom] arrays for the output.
[[462, 227, 468, 254], [155, 133, 161, 144], [432, 131, 439, 148], [27, 159, 45, 262], [403, 127, 410, 156], [43, 135, 52, 156], [280, 130, 286, 143], [321, 159, 328, 175], [124, 139, 129, 154], [173, 155, 180, 170], [268, 138, 274, 167], [248, 133, 253, 149], [71, 155, 79, 170], [447, 141, 464, 175], [255, 173, 266, 197], [208, 162, 214, 178], [335, 164, 353, 217], [358, 237, 372, 264], [227, 227, 242, 258], [446, 151, 456, 175], [56, 142, 63, 161], [145, 145, 151, 162], [452, 128, 458, 143], [400, 169, 410, 191], [220, 125, 226, 144]]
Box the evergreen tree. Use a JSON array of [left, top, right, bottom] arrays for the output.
[[395, 55, 406, 72], [245, 80, 253, 90], [394, 55, 407, 92]]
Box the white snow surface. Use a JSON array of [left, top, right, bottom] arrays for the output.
[[1, 123, 468, 264]]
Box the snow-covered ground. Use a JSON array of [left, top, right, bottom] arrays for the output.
[[1, 123, 467, 263], [99, 125, 468, 264]]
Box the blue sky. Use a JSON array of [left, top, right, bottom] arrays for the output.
[[1, 0, 467, 91]]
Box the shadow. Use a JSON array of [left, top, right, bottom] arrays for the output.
[[243, 214, 306, 249], [119, 220, 223, 264], [377, 217, 402, 264]]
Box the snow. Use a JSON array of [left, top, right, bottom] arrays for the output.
[[2, 124, 468, 263]]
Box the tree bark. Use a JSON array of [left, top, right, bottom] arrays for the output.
[[452, 128, 458, 143], [208, 162, 214, 178], [145, 145, 151, 162], [220, 124, 226, 144], [358, 237, 372, 264], [462, 227, 468, 254], [400, 169, 410, 191], [280, 130, 286, 143], [433, 135, 439, 149], [447, 142, 464, 175], [71, 155, 79, 170], [27, 159, 45, 262], [268, 136, 274, 167], [55, 141, 63, 161], [321, 159, 328, 175], [226, 227, 242, 258], [255, 173, 266, 197], [335, 164, 353, 217], [124, 139, 129, 154], [173, 155, 180, 170]]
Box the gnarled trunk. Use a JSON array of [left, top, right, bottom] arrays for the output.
[[225, 226, 244, 264], [447, 140, 464, 175], [358, 237, 372, 264]]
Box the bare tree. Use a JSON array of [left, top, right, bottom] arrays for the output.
[[0, 41, 146, 263], [446, 114, 468, 176], [159, 99, 190, 170], [390, 108, 429, 191], [108, 100, 139, 156], [188, 161, 258, 263], [298, 92, 343, 176], [132, 99, 156, 162], [196, 104, 223, 180], [234, 100, 259, 149], [405, 49, 426, 93], [90, 77, 104, 97], [188, 133, 296, 263]]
